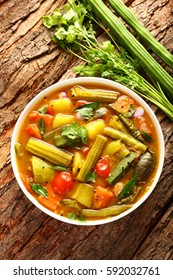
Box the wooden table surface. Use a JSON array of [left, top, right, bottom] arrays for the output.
[[0, 0, 173, 260]]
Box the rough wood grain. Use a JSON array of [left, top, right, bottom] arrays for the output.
[[0, 0, 172, 260], [131, 0, 173, 52], [133, 204, 173, 260], [130, 0, 173, 75]]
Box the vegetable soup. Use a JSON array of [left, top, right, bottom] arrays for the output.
[[14, 83, 159, 222]]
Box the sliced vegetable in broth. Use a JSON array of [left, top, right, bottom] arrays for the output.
[[15, 84, 158, 222]]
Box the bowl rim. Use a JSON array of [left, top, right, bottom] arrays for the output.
[[11, 77, 165, 226]]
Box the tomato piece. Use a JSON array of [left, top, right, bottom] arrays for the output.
[[47, 105, 54, 115], [138, 117, 152, 135], [51, 172, 74, 194], [81, 146, 90, 155], [76, 100, 88, 107], [94, 157, 110, 178]]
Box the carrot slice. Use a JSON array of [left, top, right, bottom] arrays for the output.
[[20, 174, 34, 195], [29, 111, 42, 122], [93, 186, 113, 209], [43, 114, 53, 125], [29, 111, 53, 125], [26, 124, 42, 139], [46, 183, 62, 203], [38, 196, 58, 211]]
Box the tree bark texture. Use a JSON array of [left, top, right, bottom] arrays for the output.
[[0, 0, 172, 260]]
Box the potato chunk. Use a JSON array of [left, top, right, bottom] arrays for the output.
[[85, 119, 106, 140], [50, 98, 72, 113], [53, 114, 74, 128]]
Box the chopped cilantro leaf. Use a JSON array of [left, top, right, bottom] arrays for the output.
[[124, 104, 135, 117], [86, 171, 97, 183], [77, 107, 93, 119], [30, 182, 48, 197], [61, 122, 88, 146], [75, 101, 100, 120], [38, 105, 48, 114]]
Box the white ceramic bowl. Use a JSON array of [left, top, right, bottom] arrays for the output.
[[11, 77, 164, 226]]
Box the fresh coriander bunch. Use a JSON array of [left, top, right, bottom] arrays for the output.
[[42, 0, 95, 50], [42, 0, 173, 120]]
